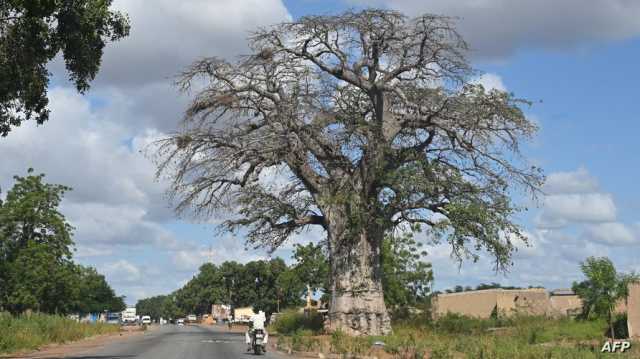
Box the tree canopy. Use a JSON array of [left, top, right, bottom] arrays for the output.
[[155, 9, 542, 335], [0, 0, 130, 136], [0, 170, 124, 314], [137, 259, 305, 320], [572, 256, 638, 339]]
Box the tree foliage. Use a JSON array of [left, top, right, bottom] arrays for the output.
[[290, 242, 330, 298], [290, 235, 433, 308], [0, 170, 123, 314], [146, 259, 305, 318], [381, 232, 433, 307], [0, 0, 130, 136], [572, 256, 639, 339]]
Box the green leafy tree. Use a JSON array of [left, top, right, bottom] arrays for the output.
[[0, 0, 130, 136], [73, 265, 125, 315], [289, 236, 433, 309], [137, 295, 170, 321], [0, 170, 123, 315], [163, 259, 304, 318], [381, 232, 433, 308], [290, 243, 330, 299], [4, 241, 77, 313], [0, 169, 74, 313], [572, 256, 639, 339]]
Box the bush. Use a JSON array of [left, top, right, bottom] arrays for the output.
[[0, 312, 120, 354], [612, 313, 629, 339], [269, 309, 324, 335], [431, 313, 513, 335]]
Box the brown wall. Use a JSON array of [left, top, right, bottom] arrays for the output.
[[433, 288, 552, 319], [433, 290, 499, 319], [549, 295, 583, 317], [628, 282, 640, 338], [497, 289, 550, 316]]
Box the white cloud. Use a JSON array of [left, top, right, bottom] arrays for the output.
[[173, 249, 211, 272], [347, 0, 640, 58], [472, 73, 506, 91], [94, 0, 291, 87], [543, 167, 599, 195], [582, 222, 637, 246], [535, 168, 617, 228], [541, 193, 617, 223], [103, 260, 143, 284]]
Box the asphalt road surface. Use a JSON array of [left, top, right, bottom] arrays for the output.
[[64, 324, 288, 359]]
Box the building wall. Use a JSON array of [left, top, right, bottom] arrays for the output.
[[434, 288, 574, 319], [549, 295, 583, 317], [628, 282, 640, 338], [433, 290, 499, 319], [496, 289, 550, 316]]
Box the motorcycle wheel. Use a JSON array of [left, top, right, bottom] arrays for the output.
[[254, 345, 262, 355]]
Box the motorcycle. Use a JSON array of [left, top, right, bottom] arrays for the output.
[[252, 328, 266, 355]]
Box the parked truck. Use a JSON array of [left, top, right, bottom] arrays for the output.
[[121, 307, 137, 325]]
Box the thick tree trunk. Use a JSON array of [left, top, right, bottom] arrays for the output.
[[324, 207, 392, 336]]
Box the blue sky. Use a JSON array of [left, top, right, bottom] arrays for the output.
[[1, 0, 640, 305]]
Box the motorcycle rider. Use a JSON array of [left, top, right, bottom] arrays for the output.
[[245, 309, 268, 351]]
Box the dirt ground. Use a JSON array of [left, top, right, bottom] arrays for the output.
[[0, 325, 149, 359]]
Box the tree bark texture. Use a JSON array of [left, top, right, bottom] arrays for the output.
[[324, 206, 392, 336]]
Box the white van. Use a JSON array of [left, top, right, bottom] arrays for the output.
[[141, 315, 151, 325]]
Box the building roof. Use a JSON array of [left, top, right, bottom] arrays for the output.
[[436, 287, 547, 297], [550, 289, 576, 296]]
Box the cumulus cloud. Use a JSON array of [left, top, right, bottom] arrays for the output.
[[540, 193, 617, 223], [173, 249, 212, 272], [535, 168, 617, 228], [347, 0, 640, 58], [103, 260, 143, 284], [471, 73, 506, 91], [582, 222, 638, 246], [96, 0, 291, 87], [543, 167, 600, 195]]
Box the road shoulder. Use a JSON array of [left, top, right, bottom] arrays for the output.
[[0, 325, 151, 359]]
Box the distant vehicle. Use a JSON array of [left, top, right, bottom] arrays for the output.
[[141, 315, 151, 325], [177, 318, 185, 326], [187, 314, 197, 323], [121, 307, 137, 325], [106, 312, 121, 324]]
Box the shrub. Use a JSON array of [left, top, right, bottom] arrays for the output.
[[269, 309, 324, 335], [0, 312, 120, 354], [612, 313, 629, 339], [431, 313, 513, 335]]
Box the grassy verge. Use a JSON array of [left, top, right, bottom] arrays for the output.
[[272, 311, 640, 358], [0, 312, 120, 355]]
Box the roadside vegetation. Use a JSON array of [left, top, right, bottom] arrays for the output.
[[0, 171, 126, 356], [0, 312, 120, 355], [272, 311, 638, 358], [271, 256, 639, 358]]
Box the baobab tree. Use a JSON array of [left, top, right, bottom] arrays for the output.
[[154, 9, 543, 336]]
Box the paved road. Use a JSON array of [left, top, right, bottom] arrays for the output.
[[64, 324, 288, 359]]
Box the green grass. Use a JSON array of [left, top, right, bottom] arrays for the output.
[[274, 312, 639, 358], [0, 312, 120, 354]]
